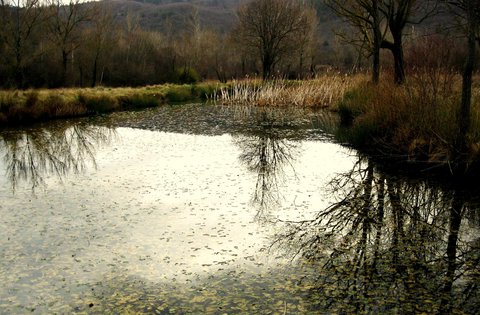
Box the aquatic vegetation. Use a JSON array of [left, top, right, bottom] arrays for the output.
[[214, 74, 363, 108]]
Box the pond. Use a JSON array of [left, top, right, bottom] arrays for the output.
[[0, 104, 479, 314]]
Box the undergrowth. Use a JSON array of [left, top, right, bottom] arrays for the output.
[[336, 72, 480, 166]]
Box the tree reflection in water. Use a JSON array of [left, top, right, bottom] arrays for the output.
[[273, 157, 479, 314], [233, 108, 301, 219], [0, 122, 115, 191]]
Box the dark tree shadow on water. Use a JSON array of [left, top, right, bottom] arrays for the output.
[[233, 108, 302, 220], [271, 156, 480, 314], [0, 122, 115, 192]]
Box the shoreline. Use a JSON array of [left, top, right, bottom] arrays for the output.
[[0, 83, 221, 126], [2, 75, 479, 177]]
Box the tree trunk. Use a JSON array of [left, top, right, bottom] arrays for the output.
[[62, 49, 68, 86], [14, 55, 24, 89], [392, 31, 405, 85], [91, 52, 99, 87], [456, 6, 476, 165], [100, 66, 105, 85], [78, 64, 84, 87], [262, 54, 273, 80], [439, 192, 463, 314], [372, 0, 381, 84]]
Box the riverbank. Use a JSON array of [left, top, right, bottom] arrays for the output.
[[214, 74, 480, 173], [0, 83, 219, 126], [0, 75, 359, 126], [334, 74, 480, 174], [3, 75, 479, 174]]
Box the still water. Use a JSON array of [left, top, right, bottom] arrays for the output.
[[0, 105, 478, 314]]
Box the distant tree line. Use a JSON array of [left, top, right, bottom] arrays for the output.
[[0, 0, 477, 89], [0, 0, 323, 88]]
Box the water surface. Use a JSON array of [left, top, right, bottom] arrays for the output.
[[0, 105, 478, 314]]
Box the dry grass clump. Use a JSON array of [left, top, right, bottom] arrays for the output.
[[0, 90, 87, 123], [214, 74, 363, 108]]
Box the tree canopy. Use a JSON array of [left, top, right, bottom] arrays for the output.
[[234, 0, 317, 79]]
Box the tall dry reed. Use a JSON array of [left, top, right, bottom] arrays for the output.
[[214, 74, 363, 108]]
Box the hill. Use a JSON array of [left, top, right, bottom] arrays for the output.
[[104, 0, 341, 37], [105, 0, 246, 34]]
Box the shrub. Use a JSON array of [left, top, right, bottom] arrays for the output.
[[120, 94, 160, 109], [25, 91, 39, 108], [165, 86, 194, 103], [176, 67, 200, 84], [78, 93, 119, 113]]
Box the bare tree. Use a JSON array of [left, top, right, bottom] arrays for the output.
[[46, 0, 91, 86], [447, 0, 480, 166], [1, 0, 44, 88], [378, 1, 437, 84], [234, 0, 316, 80], [325, 0, 383, 83], [327, 0, 437, 84], [88, 2, 114, 87]]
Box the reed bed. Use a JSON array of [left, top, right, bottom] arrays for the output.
[[214, 74, 363, 108]]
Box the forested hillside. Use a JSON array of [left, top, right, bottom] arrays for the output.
[[0, 0, 456, 88], [106, 0, 243, 33]]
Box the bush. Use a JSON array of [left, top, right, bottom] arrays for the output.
[[119, 94, 160, 109], [337, 84, 372, 126], [78, 93, 119, 113], [176, 67, 200, 84], [165, 86, 194, 103]]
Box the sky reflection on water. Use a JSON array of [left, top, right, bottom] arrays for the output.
[[0, 105, 478, 314], [0, 112, 354, 313]]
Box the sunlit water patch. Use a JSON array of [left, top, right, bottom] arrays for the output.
[[0, 105, 479, 314], [0, 116, 355, 313]]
